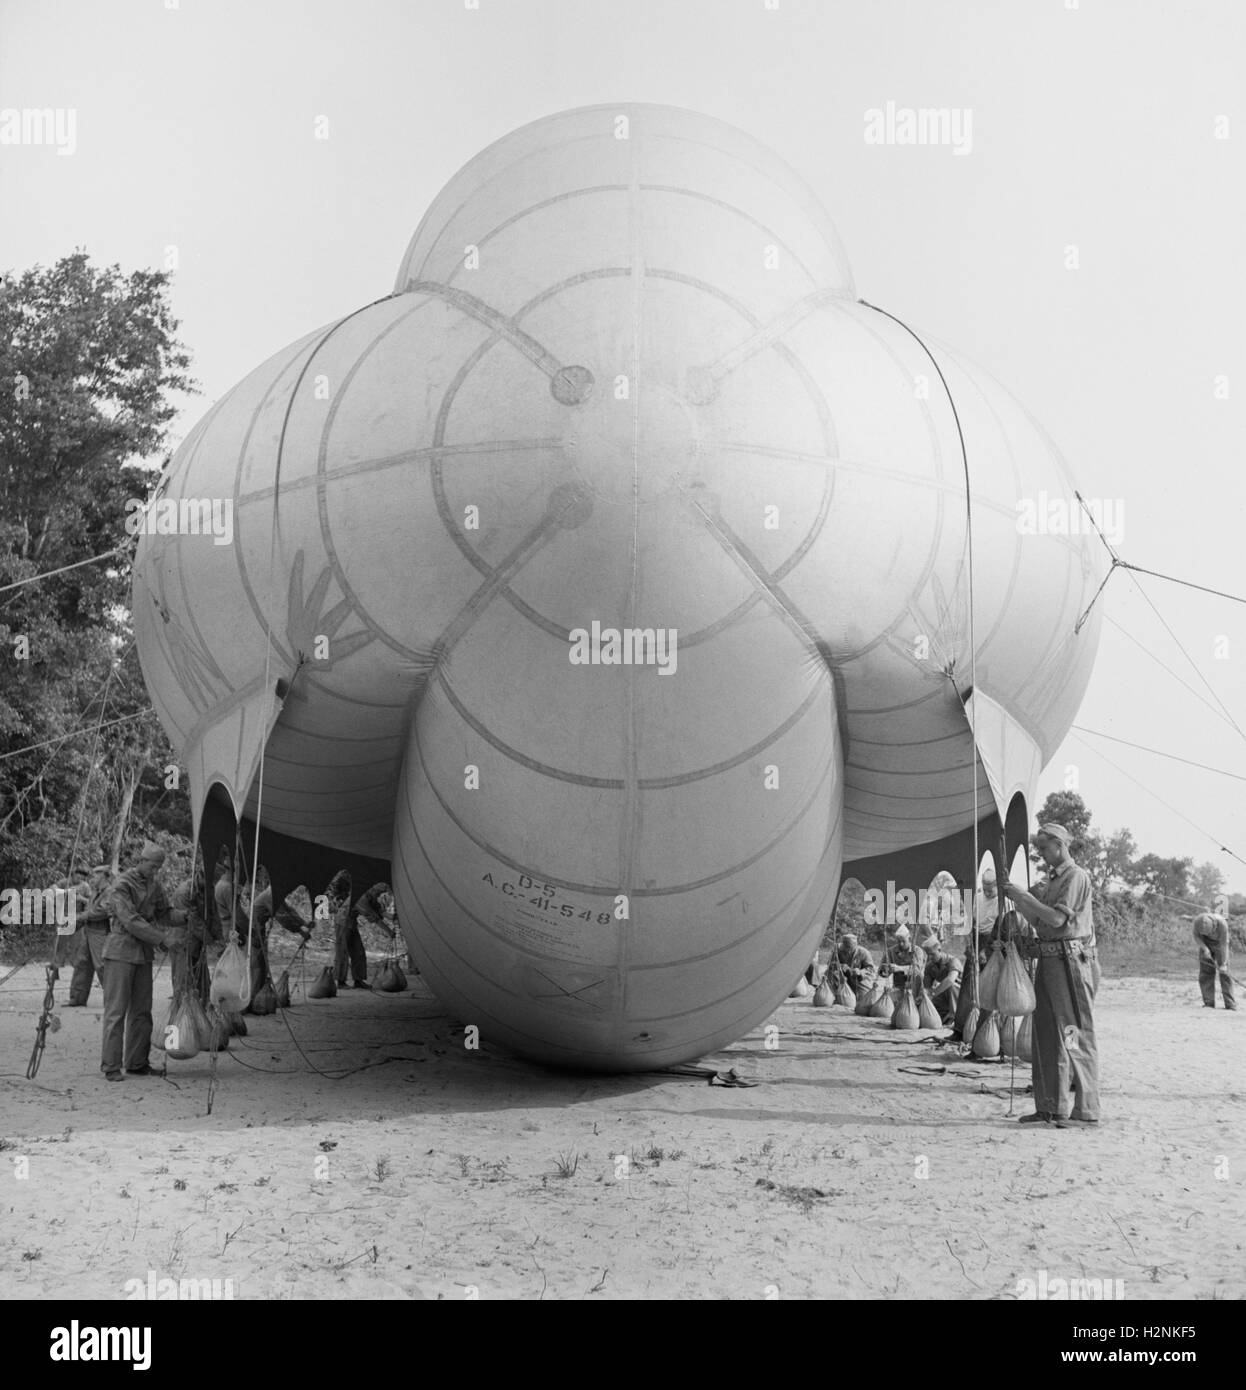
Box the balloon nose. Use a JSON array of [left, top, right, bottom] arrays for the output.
[[562, 377, 702, 507]]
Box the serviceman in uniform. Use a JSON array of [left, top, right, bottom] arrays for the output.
[[882, 922, 926, 993], [99, 841, 182, 1081], [1190, 910, 1236, 1011], [66, 860, 115, 1006], [999, 823, 1101, 1128], [213, 857, 248, 942], [835, 932, 877, 992], [923, 946, 963, 1023], [325, 870, 370, 989], [242, 876, 312, 1002], [169, 858, 221, 1004], [919, 870, 960, 949], [972, 868, 1004, 969], [978, 868, 999, 928]]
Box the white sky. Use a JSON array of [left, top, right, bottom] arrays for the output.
[[3, 0, 1244, 890]]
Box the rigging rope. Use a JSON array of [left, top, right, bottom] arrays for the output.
[[0, 543, 131, 597], [1065, 499, 1246, 880], [0, 712, 147, 765], [1072, 726, 1246, 784], [1068, 730, 1246, 870], [1115, 561, 1246, 608], [1104, 614, 1235, 730], [1073, 493, 1246, 743], [859, 301, 982, 977], [1122, 572, 1246, 745]]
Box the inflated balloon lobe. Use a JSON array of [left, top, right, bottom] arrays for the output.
[[133, 105, 1102, 1071]]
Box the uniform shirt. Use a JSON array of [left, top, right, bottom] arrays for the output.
[[214, 876, 248, 938], [836, 944, 877, 982], [1032, 860, 1094, 942], [889, 936, 916, 966], [349, 883, 390, 930], [247, 886, 275, 930], [327, 890, 352, 933], [103, 868, 172, 964], [171, 878, 215, 942], [1193, 914, 1229, 963], [67, 870, 113, 925], [886, 938, 926, 984], [924, 952, 962, 996], [249, 886, 308, 939]]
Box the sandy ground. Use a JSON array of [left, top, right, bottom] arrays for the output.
[[2, 943, 1243, 1301]]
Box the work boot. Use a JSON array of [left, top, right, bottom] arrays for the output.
[[104, 1071, 123, 1082], [127, 1065, 158, 1077], [1018, 1111, 1064, 1127]]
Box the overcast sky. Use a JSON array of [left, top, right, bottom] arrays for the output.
[[3, 0, 1244, 892]]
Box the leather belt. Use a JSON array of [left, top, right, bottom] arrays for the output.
[[1037, 939, 1096, 957], [83, 916, 110, 927]]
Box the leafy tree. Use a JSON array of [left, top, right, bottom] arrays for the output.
[[0, 252, 193, 601], [1189, 860, 1226, 910], [828, 878, 869, 946], [0, 253, 195, 891], [1082, 826, 1137, 892], [1126, 853, 1193, 904]]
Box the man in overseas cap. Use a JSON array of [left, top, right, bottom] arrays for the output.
[[999, 823, 1101, 1128], [835, 932, 877, 993], [923, 945, 963, 1023], [99, 840, 182, 1080], [66, 858, 116, 1006], [1187, 909, 1236, 1011]]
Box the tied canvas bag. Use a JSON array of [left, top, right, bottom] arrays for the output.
[[210, 938, 250, 1013]]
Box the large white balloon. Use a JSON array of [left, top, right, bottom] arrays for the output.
[[134, 105, 1102, 1070]]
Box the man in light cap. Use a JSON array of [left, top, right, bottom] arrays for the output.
[[882, 921, 925, 993], [1000, 823, 1101, 1128], [99, 841, 182, 1081], [969, 867, 1004, 971], [977, 867, 999, 927], [917, 870, 959, 949]]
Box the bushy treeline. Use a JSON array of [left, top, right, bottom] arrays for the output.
[[1, 255, 196, 893]]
